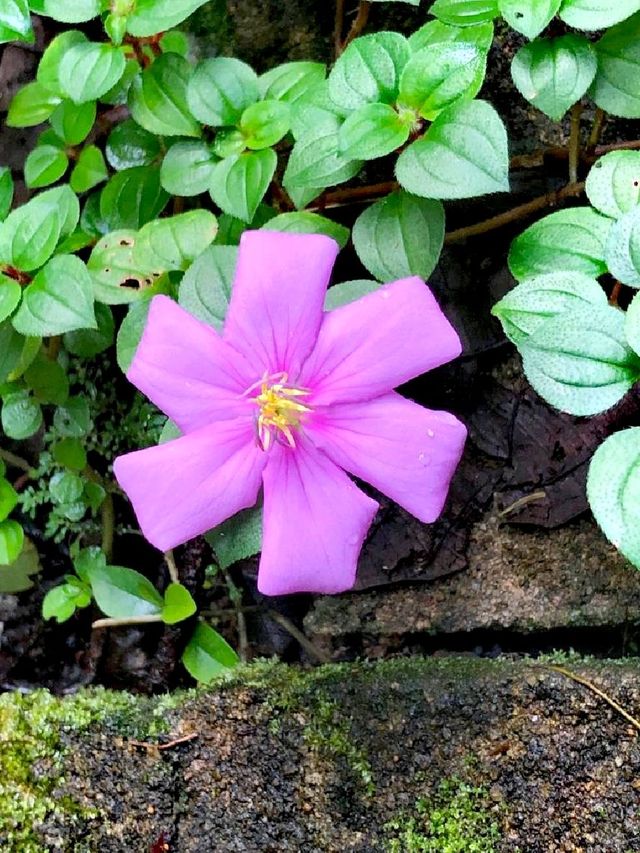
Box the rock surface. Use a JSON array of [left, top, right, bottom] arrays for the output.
[[3, 657, 640, 852]]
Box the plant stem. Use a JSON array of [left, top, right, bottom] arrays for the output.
[[46, 336, 61, 361], [587, 107, 606, 150], [334, 0, 345, 57], [310, 180, 398, 211], [85, 467, 114, 561], [0, 448, 32, 473], [267, 610, 330, 663], [342, 0, 371, 52], [547, 665, 640, 733], [444, 181, 585, 244], [568, 102, 582, 184], [222, 567, 248, 662], [165, 550, 179, 584], [609, 280, 623, 306], [92, 614, 164, 629]]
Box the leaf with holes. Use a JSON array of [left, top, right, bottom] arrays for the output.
[[328, 32, 411, 111], [130, 53, 201, 137], [586, 151, 640, 219], [88, 230, 162, 305], [209, 149, 277, 223], [179, 244, 237, 332], [187, 57, 259, 127], [498, 0, 561, 38]]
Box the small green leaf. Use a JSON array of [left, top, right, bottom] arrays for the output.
[[492, 271, 608, 345], [64, 302, 114, 357], [240, 100, 290, 150], [396, 99, 509, 199], [126, 0, 210, 37], [0, 168, 14, 222], [352, 190, 445, 282], [265, 213, 349, 249], [187, 57, 259, 127], [53, 395, 92, 438], [160, 140, 217, 196], [116, 299, 150, 372], [37, 30, 88, 95], [508, 207, 611, 280], [0, 322, 39, 383], [1, 390, 42, 439], [162, 582, 197, 625], [42, 582, 88, 622], [324, 279, 381, 310], [511, 35, 596, 121], [604, 207, 640, 288], [328, 32, 410, 112], [182, 621, 239, 683], [590, 13, 640, 118], [179, 244, 237, 332], [586, 151, 640, 220], [625, 292, 640, 356], [87, 563, 163, 619], [290, 81, 346, 141], [24, 355, 69, 404], [129, 53, 200, 137], [0, 535, 39, 592], [50, 99, 96, 145], [209, 149, 277, 223], [7, 81, 61, 127], [133, 210, 218, 272], [212, 128, 246, 159], [0, 479, 18, 522], [522, 304, 640, 416], [338, 103, 409, 161], [13, 255, 96, 336], [52, 437, 87, 471], [0, 277, 21, 324], [24, 145, 69, 190], [0, 0, 33, 45], [559, 0, 640, 30], [88, 229, 161, 305], [409, 19, 494, 53], [259, 62, 326, 104], [106, 119, 161, 171], [284, 121, 362, 190], [399, 42, 485, 119], [59, 42, 126, 104], [41, 0, 100, 23], [587, 428, 640, 568], [70, 145, 108, 194], [205, 505, 262, 569], [430, 0, 499, 25], [49, 470, 84, 504], [159, 30, 190, 56], [99, 166, 168, 230], [498, 0, 561, 38], [73, 545, 106, 581]]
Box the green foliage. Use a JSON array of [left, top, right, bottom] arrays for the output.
[[498, 0, 560, 38], [205, 505, 263, 569], [590, 13, 640, 118], [328, 32, 410, 111], [187, 57, 259, 126], [181, 621, 239, 683], [178, 244, 236, 331]]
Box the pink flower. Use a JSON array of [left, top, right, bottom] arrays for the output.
[[114, 231, 466, 595]]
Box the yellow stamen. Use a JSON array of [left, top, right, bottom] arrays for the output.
[[250, 372, 311, 450]]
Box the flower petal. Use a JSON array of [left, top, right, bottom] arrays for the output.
[[128, 295, 254, 433], [223, 230, 339, 378], [309, 393, 467, 523], [299, 277, 462, 405], [258, 440, 378, 595], [114, 419, 266, 552]]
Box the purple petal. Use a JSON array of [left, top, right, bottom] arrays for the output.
[[128, 295, 254, 433], [258, 439, 378, 595], [309, 392, 466, 523], [113, 419, 266, 552], [299, 278, 461, 405], [223, 230, 339, 378]]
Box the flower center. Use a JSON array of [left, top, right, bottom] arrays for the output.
[[249, 372, 311, 451]]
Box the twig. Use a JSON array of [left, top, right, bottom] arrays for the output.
[[334, 0, 346, 57], [85, 467, 114, 561], [127, 732, 198, 751], [0, 448, 32, 473], [568, 103, 582, 185], [444, 181, 585, 244], [165, 550, 179, 584], [587, 107, 606, 151], [222, 567, 248, 662], [547, 665, 640, 734], [498, 490, 546, 518], [309, 180, 399, 211], [342, 0, 371, 52], [268, 610, 330, 663], [92, 614, 163, 629], [609, 280, 623, 307]]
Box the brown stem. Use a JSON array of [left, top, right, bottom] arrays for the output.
[[164, 550, 179, 584], [46, 336, 61, 361], [334, 0, 346, 57], [587, 107, 606, 151], [568, 102, 582, 184], [0, 448, 32, 473], [444, 181, 585, 244], [342, 0, 371, 53], [609, 280, 623, 307], [271, 176, 296, 213], [267, 610, 330, 663], [310, 180, 398, 211], [1, 265, 31, 285], [222, 567, 248, 662]]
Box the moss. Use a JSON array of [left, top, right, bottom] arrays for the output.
[[383, 778, 502, 853]]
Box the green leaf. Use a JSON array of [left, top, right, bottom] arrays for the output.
[[590, 13, 640, 118], [162, 582, 197, 625], [259, 62, 326, 104], [87, 563, 163, 619], [159, 30, 190, 56], [106, 119, 161, 171], [521, 304, 640, 416], [0, 0, 33, 44], [179, 244, 236, 332], [205, 505, 262, 569], [209, 149, 276, 223], [72, 545, 106, 581], [41, 0, 100, 23], [160, 140, 217, 196], [182, 621, 239, 683], [396, 99, 509, 200], [587, 428, 640, 568], [52, 437, 87, 471], [80, 191, 109, 237], [399, 42, 485, 119], [129, 53, 200, 137], [324, 279, 381, 310], [371, 0, 419, 4], [159, 418, 181, 444], [186, 57, 259, 127], [492, 271, 608, 345], [0, 322, 39, 383], [626, 292, 640, 356], [133, 210, 218, 273], [265, 213, 350, 249], [0, 535, 39, 592], [586, 151, 640, 220], [430, 0, 499, 25], [53, 395, 92, 438], [42, 582, 88, 622], [88, 229, 163, 305], [559, 0, 640, 30], [70, 145, 108, 194], [409, 19, 494, 53], [0, 523, 25, 569], [212, 128, 246, 159], [240, 100, 290, 150], [284, 121, 362, 190], [126, 0, 210, 37], [13, 255, 96, 336], [7, 81, 61, 127], [604, 207, 640, 288], [24, 145, 69, 189], [24, 355, 69, 404], [1, 390, 42, 439], [511, 35, 596, 121], [508, 207, 611, 280], [100, 166, 168, 230], [0, 277, 21, 324], [50, 99, 96, 145], [116, 299, 150, 372], [0, 168, 14, 222], [214, 205, 275, 244], [0, 479, 18, 522], [498, 0, 561, 38], [352, 190, 445, 282], [59, 42, 126, 104], [37, 30, 88, 95], [64, 302, 114, 357], [290, 81, 346, 141], [328, 32, 410, 111], [338, 103, 409, 160], [49, 470, 84, 504]]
